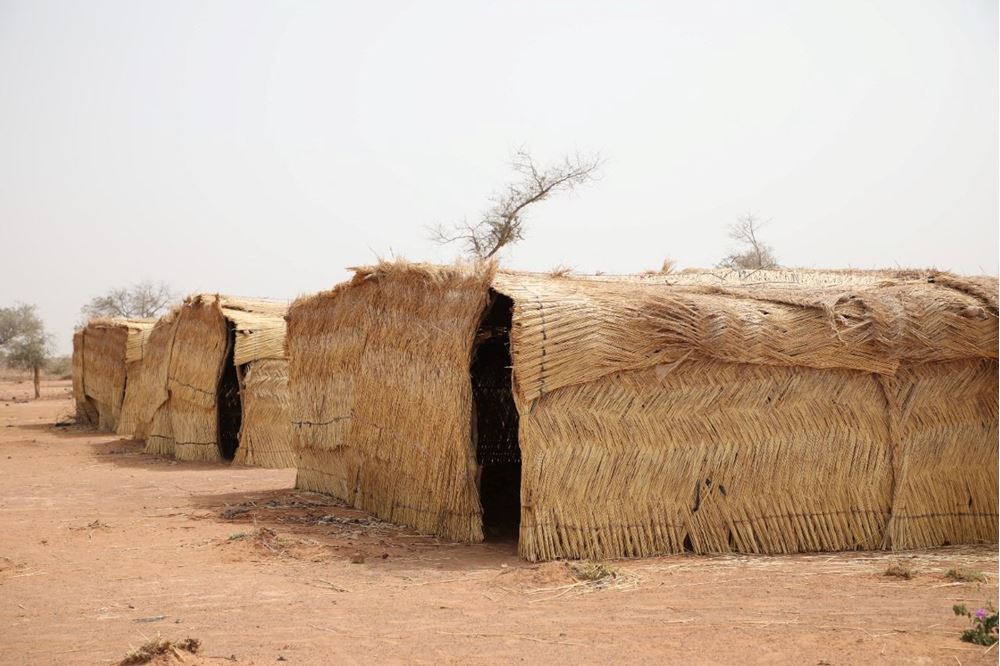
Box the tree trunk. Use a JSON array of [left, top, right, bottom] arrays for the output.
[[33, 365, 40, 399]]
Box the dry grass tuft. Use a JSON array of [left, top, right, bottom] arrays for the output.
[[945, 568, 987, 583], [642, 258, 677, 275], [884, 562, 915, 579], [547, 264, 573, 278], [119, 636, 200, 665], [570, 561, 618, 583]]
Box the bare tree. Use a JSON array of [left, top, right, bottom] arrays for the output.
[[81, 280, 177, 321], [0, 304, 52, 398], [431, 150, 603, 259], [718, 213, 779, 270]]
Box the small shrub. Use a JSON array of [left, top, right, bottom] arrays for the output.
[[945, 568, 987, 583], [884, 562, 914, 579], [953, 603, 998, 646]]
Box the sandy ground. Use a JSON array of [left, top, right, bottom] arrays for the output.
[[0, 379, 997, 665]]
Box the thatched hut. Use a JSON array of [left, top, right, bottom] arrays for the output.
[[73, 319, 154, 431], [287, 261, 998, 561], [129, 294, 294, 467]]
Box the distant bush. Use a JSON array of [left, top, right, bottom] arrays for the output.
[[46, 355, 72, 379]]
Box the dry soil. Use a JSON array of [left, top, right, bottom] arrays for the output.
[[1, 380, 997, 665]]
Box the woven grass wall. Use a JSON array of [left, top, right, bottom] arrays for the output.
[[71, 330, 96, 425], [79, 322, 130, 431], [496, 271, 998, 560], [233, 358, 295, 468], [115, 322, 154, 439], [882, 358, 998, 550], [515, 361, 893, 560], [288, 263, 493, 542], [224, 299, 293, 468], [133, 312, 179, 456], [167, 295, 229, 462]]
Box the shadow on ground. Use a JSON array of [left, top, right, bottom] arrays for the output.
[[189, 486, 521, 572]]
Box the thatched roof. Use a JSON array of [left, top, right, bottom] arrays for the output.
[[488, 267, 997, 403], [346, 262, 996, 401], [289, 261, 998, 561], [217, 296, 288, 365]]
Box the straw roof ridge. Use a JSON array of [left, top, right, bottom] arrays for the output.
[[287, 258, 497, 324], [177, 294, 289, 364], [489, 268, 997, 402], [76, 317, 156, 332], [349, 258, 498, 287]]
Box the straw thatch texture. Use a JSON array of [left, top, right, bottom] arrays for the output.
[[115, 321, 155, 438], [496, 270, 998, 560], [167, 295, 230, 462], [287, 261, 998, 561], [143, 295, 294, 465], [221, 297, 292, 467], [71, 330, 95, 425], [134, 311, 180, 456], [493, 271, 998, 403], [288, 263, 493, 542], [881, 358, 998, 550], [514, 360, 895, 560], [233, 358, 295, 468], [76, 321, 132, 431]]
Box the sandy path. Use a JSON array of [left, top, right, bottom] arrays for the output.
[[0, 379, 996, 665]]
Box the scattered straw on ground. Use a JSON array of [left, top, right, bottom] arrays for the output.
[[884, 562, 915, 579], [119, 636, 200, 665]]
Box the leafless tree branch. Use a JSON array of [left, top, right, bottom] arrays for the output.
[[431, 150, 603, 259], [717, 213, 779, 270], [80, 280, 178, 321]]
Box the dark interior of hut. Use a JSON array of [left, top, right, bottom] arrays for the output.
[[216, 321, 242, 461], [471, 291, 522, 540]]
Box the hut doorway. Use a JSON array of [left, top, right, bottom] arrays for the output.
[[472, 291, 521, 540], [216, 322, 242, 461]]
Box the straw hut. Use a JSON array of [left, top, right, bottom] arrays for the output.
[[130, 294, 294, 467], [287, 261, 998, 561], [73, 319, 154, 431]]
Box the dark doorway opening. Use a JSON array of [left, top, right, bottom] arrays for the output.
[[472, 291, 521, 540], [216, 322, 242, 461]]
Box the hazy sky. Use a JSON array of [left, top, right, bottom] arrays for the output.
[[1, 0, 997, 353]]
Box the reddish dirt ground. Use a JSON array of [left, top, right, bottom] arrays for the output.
[[0, 379, 997, 665]]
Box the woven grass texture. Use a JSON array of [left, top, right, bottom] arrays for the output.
[[71, 330, 94, 425], [74, 319, 151, 432], [287, 260, 998, 561], [166, 295, 230, 462], [125, 295, 294, 467], [288, 263, 493, 542], [233, 358, 295, 468], [134, 310, 180, 456], [115, 321, 155, 438]]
